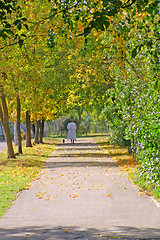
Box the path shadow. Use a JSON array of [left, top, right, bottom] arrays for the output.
[[42, 142, 56, 146], [56, 147, 100, 151], [44, 160, 117, 169], [102, 145, 124, 150], [49, 152, 127, 158], [56, 142, 97, 147], [0, 225, 160, 240], [98, 142, 126, 150]]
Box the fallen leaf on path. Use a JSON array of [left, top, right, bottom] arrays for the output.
[[145, 190, 150, 196], [138, 192, 144, 196], [105, 194, 111, 197], [123, 187, 126, 192], [99, 187, 104, 189]]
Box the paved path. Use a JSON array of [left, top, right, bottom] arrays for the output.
[[0, 138, 160, 240]]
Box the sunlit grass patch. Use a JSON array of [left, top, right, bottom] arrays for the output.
[[96, 137, 137, 168], [0, 139, 55, 218], [101, 143, 137, 169], [95, 136, 110, 145]]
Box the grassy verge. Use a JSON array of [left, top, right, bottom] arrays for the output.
[[128, 171, 160, 200], [0, 139, 55, 218], [96, 136, 159, 201]]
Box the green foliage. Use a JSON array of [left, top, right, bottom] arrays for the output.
[[101, 98, 131, 147], [100, 2, 160, 192], [104, 59, 160, 194], [109, 124, 131, 147], [134, 88, 160, 195], [0, 0, 28, 43]]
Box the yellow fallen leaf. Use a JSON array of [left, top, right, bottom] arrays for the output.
[[105, 194, 111, 197], [73, 194, 78, 197], [145, 191, 150, 196], [37, 195, 42, 199], [138, 192, 144, 196]]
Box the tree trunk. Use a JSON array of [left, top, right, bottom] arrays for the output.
[[14, 121, 18, 145], [17, 97, 22, 154], [77, 108, 83, 123], [31, 124, 35, 137], [34, 120, 40, 144], [40, 119, 44, 143], [0, 86, 15, 158], [26, 111, 32, 147]]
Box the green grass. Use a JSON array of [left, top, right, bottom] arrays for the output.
[[128, 170, 160, 199], [0, 139, 55, 218]]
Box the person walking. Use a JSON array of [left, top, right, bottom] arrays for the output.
[[67, 119, 77, 144]]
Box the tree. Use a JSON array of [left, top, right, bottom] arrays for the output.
[[16, 96, 22, 154], [26, 111, 32, 147], [0, 83, 15, 158]]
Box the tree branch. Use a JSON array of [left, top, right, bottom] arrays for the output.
[[122, 0, 137, 8], [0, 41, 19, 50]]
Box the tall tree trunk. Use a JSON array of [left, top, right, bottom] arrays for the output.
[[0, 86, 15, 158], [17, 97, 22, 154], [26, 111, 32, 147], [34, 120, 40, 144], [31, 124, 35, 137], [76, 107, 83, 123], [40, 119, 44, 143], [14, 121, 18, 145]]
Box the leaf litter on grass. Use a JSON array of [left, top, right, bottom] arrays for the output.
[[0, 139, 56, 217]]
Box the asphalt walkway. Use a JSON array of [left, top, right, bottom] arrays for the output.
[[0, 138, 160, 240]]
